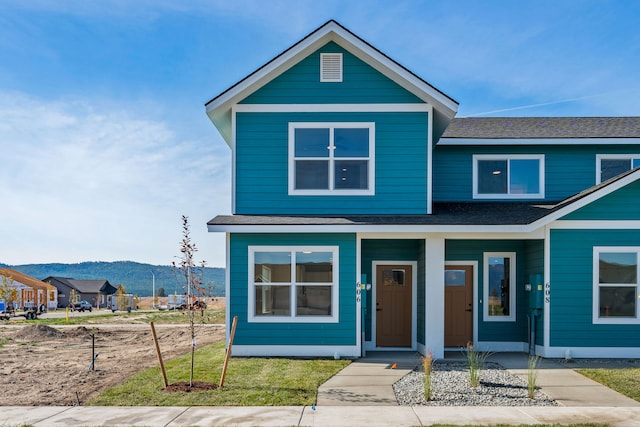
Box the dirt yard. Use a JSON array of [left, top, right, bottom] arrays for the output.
[[0, 319, 225, 405]]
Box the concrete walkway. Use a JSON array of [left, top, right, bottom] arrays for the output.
[[317, 351, 422, 405], [319, 350, 640, 408], [2, 405, 640, 426]]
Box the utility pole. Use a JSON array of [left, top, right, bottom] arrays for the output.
[[151, 271, 156, 308]]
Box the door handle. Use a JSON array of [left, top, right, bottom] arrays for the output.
[[465, 309, 472, 312], [377, 308, 382, 312]]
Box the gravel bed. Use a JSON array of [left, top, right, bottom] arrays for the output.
[[393, 362, 557, 406]]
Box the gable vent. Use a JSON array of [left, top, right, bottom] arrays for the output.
[[320, 53, 343, 82]]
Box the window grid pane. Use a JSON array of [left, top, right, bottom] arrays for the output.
[[295, 160, 329, 189], [292, 124, 372, 193], [478, 160, 507, 194], [601, 159, 632, 182], [599, 286, 636, 317], [509, 159, 540, 194]]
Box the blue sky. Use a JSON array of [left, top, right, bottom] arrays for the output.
[[1, 1, 639, 267]]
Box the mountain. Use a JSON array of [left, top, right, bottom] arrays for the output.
[[0, 261, 225, 297]]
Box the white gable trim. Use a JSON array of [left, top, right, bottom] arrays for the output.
[[526, 168, 640, 231], [207, 21, 457, 145]]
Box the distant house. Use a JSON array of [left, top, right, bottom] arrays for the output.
[[0, 268, 58, 310], [44, 277, 117, 308]]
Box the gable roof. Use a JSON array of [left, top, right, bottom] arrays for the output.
[[206, 20, 458, 146], [0, 268, 56, 291], [208, 167, 640, 232], [440, 117, 640, 142], [45, 277, 116, 294]]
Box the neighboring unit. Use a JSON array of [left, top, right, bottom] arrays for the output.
[[205, 20, 640, 359]]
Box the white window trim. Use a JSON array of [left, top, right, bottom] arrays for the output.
[[483, 252, 516, 322], [288, 122, 375, 196], [247, 245, 340, 323], [320, 53, 343, 82], [472, 154, 545, 199], [592, 246, 640, 325], [595, 154, 640, 184]]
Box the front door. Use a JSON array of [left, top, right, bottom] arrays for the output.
[[444, 265, 473, 347], [376, 264, 412, 347]]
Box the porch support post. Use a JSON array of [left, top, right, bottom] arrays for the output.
[[424, 237, 445, 359]]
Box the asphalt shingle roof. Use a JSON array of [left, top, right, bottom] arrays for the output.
[[441, 117, 640, 139], [208, 167, 640, 228]]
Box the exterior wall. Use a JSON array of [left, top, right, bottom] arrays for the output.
[[549, 229, 640, 348], [562, 179, 640, 220], [229, 232, 357, 350], [445, 240, 529, 344], [433, 144, 640, 202], [360, 239, 421, 342], [241, 42, 423, 105], [235, 111, 430, 214]]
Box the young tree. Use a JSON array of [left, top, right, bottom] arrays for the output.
[[0, 273, 18, 310], [172, 215, 207, 387], [157, 287, 166, 297]]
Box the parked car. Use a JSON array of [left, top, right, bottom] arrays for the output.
[[71, 300, 92, 312]]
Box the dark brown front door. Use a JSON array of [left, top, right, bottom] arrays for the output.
[[444, 265, 473, 347], [376, 264, 412, 347]]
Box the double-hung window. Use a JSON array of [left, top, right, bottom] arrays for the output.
[[483, 252, 516, 322], [248, 246, 339, 323], [473, 154, 545, 199], [596, 154, 640, 183], [593, 247, 640, 324], [289, 123, 375, 195]]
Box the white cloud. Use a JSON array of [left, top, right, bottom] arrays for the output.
[[0, 91, 230, 266]]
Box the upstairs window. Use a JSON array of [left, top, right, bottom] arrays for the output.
[[320, 53, 342, 82], [473, 155, 545, 199], [596, 154, 640, 183], [593, 248, 640, 324], [289, 123, 375, 195]]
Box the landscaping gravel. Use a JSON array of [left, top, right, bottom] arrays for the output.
[[393, 361, 557, 406]]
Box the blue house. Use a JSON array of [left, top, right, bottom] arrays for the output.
[[205, 21, 640, 359]]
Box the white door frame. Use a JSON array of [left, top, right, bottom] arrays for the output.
[[444, 261, 478, 349], [368, 260, 418, 351]]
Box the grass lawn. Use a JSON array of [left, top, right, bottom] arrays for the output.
[[88, 341, 350, 406], [577, 367, 640, 402]]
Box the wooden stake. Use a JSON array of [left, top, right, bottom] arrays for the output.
[[150, 321, 168, 388], [219, 315, 238, 388]]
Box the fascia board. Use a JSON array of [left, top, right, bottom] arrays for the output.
[[208, 223, 534, 234], [438, 138, 640, 146]]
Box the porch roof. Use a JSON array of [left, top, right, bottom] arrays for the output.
[[208, 202, 556, 227]]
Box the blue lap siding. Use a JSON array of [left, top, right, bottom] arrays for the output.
[[235, 111, 430, 214], [229, 233, 357, 346], [360, 239, 422, 342], [549, 229, 640, 347], [445, 240, 534, 343], [241, 42, 423, 105], [433, 145, 640, 202]]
